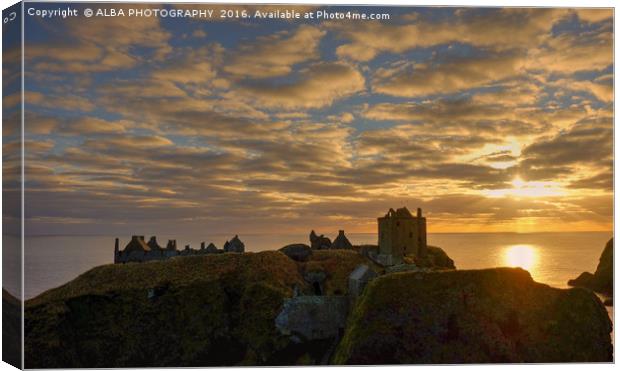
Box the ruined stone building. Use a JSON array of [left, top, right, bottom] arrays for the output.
[[332, 230, 353, 249], [310, 230, 353, 250], [223, 235, 245, 253], [377, 207, 427, 265], [114, 235, 245, 263]]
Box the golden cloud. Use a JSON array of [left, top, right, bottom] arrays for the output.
[[236, 62, 365, 109]]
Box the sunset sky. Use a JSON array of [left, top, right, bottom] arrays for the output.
[[8, 4, 613, 236]]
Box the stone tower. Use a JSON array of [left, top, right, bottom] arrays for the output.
[[377, 207, 427, 265]]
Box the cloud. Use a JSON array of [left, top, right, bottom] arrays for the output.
[[546, 75, 613, 103], [26, 5, 171, 73], [372, 53, 525, 97], [152, 47, 218, 84], [25, 91, 95, 112], [520, 116, 612, 168], [237, 62, 365, 109], [527, 25, 612, 73], [574, 8, 613, 23], [362, 97, 550, 138], [192, 29, 207, 38], [20, 7, 612, 235], [332, 8, 570, 62], [224, 25, 325, 78]]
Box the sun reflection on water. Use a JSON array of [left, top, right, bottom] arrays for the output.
[[504, 244, 538, 272]]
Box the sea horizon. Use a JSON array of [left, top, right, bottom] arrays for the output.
[[13, 231, 612, 301]]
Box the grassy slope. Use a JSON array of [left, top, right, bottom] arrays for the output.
[[25, 249, 382, 367], [299, 250, 383, 295], [25, 251, 308, 367], [333, 267, 612, 364]]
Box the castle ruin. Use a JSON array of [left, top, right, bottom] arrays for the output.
[[114, 235, 245, 263], [376, 207, 427, 266]]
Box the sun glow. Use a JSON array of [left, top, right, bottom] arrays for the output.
[[484, 176, 565, 198], [504, 244, 538, 271]]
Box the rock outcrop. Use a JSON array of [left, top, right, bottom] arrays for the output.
[[3, 289, 21, 368], [275, 295, 348, 342], [280, 244, 313, 262], [24, 250, 380, 368], [568, 238, 612, 296], [25, 252, 307, 368], [348, 265, 377, 298], [299, 250, 381, 296], [413, 245, 456, 269], [26, 245, 609, 367], [333, 268, 612, 364]]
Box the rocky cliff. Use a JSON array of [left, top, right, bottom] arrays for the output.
[[3, 289, 21, 368], [333, 268, 612, 364], [25, 250, 383, 368], [568, 238, 613, 297], [25, 250, 612, 367], [25, 252, 312, 368]]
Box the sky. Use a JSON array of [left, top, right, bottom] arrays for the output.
[[4, 4, 613, 236]]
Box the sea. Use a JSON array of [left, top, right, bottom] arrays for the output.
[[4, 231, 614, 336]]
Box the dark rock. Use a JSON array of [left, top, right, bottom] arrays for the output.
[[348, 265, 377, 298], [304, 271, 327, 295], [275, 296, 349, 341], [332, 230, 353, 250], [25, 250, 377, 367], [385, 264, 426, 274], [334, 268, 612, 364], [280, 244, 313, 262], [567, 272, 594, 288], [413, 245, 456, 269], [309, 230, 332, 250], [300, 250, 380, 296], [354, 245, 378, 258], [568, 238, 612, 295], [3, 289, 21, 368], [25, 252, 308, 367]]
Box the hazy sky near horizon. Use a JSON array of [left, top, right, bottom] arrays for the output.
[[5, 4, 613, 236]]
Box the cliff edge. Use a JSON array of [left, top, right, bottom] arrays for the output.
[[334, 268, 612, 364], [568, 238, 613, 298]]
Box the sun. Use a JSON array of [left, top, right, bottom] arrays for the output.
[[504, 244, 538, 271], [511, 176, 526, 188]]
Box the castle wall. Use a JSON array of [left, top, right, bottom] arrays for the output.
[[116, 249, 218, 263]]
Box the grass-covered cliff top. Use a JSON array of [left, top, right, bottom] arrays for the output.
[[24, 249, 384, 367], [28, 249, 385, 308], [27, 251, 305, 308], [334, 267, 612, 364], [300, 250, 383, 295]]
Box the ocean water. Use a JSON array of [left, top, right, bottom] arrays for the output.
[[23, 231, 612, 299]]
